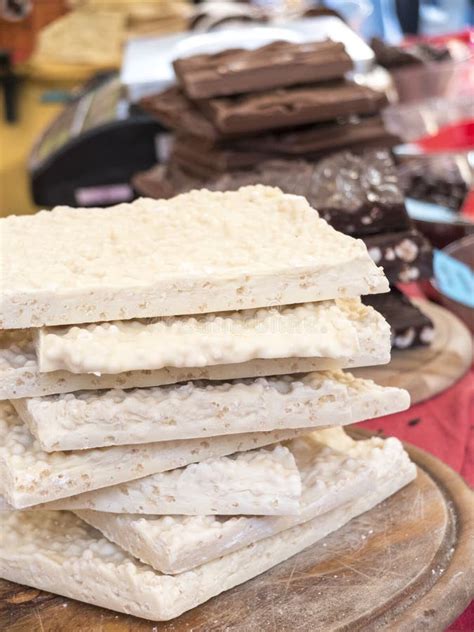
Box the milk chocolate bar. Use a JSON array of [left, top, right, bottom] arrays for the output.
[[173, 40, 353, 99], [132, 163, 201, 199], [139, 86, 221, 141], [230, 114, 399, 156], [170, 116, 399, 178], [364, 229, 433, 284], [364, 288, 434, 349], [199, 80, 387, 134]]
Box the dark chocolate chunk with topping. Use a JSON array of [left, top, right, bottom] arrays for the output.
[[363, 287, 435, 350]]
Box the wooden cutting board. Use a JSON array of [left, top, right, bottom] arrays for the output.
[[353, 299, 473, 405], [1, 435, 473, 632]]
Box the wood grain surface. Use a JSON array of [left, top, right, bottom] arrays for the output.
[[353, 299, 473, 405], [0, 435, 473, 632]]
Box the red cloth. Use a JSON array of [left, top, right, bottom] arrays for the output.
[[359, 362, 474, 630]]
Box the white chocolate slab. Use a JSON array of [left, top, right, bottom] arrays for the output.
[[0, 400, 300, 509], [36, 299, 389, 375], [14, 371, 410, 451], [74, 431, 416, 572], [40, 444, 302, 516], [0, 468, 413, 621], [0, 326, 390, 400], [0, 187, 388, 330]]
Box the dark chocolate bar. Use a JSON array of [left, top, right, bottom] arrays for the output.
[[199, 80, 387, 134], [398, 154, 471, 212], [171, 115, 399, 177], [173, 40, 353, 99], [132, 163, 204, 199], [172, 136, 273, 176], [363, 287, 435, 350], [370, 37, 423, 69], [230, 115, 400, 156], [139, 87, 221, 141], [364, 229, 432, 284]]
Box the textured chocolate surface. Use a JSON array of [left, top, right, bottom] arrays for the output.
[[292, 149, 409, 236], [199, 80, 387, 134], [364, 229, 433, 284], [173, 40, 353, 99], [363, 287, 434, 350], [398, 154, 471, 212]]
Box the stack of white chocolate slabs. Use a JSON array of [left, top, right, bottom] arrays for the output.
[[0, 186, 416, 622]]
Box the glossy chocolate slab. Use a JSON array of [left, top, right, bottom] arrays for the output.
[[173, 40, 353, 99], [199, 80, 387, 134]]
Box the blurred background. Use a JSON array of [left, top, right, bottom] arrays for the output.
[[0, 0, 472, 216]]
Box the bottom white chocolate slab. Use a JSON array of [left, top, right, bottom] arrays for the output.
[[76, 430, 416, 573], [0, 466, 413, 621]]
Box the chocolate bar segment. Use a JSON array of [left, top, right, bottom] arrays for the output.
[[363, 287, 434, 350], [295, 149, 409, 236], [199, 80, 387, 134], [139, 86, 221, 141], [398, 154, 471, 212], [173, 40, 353, 99], [172, 136, 273, 176], [231, 115, 399, 156], [364, 229, 433, 284], [132, 163, 189, 199], [170, 116, 399, 178]]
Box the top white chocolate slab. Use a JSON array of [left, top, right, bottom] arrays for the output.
[[0, 472, 412, 621], [0, 186, 388, 329], [36, 299, 389, 375]]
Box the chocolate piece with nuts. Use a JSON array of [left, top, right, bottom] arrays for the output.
[[364, 287, 435, 350]]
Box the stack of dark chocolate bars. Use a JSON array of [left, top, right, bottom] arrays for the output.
[[137, 40, 397, 185], [135, 40, 434, 350]]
